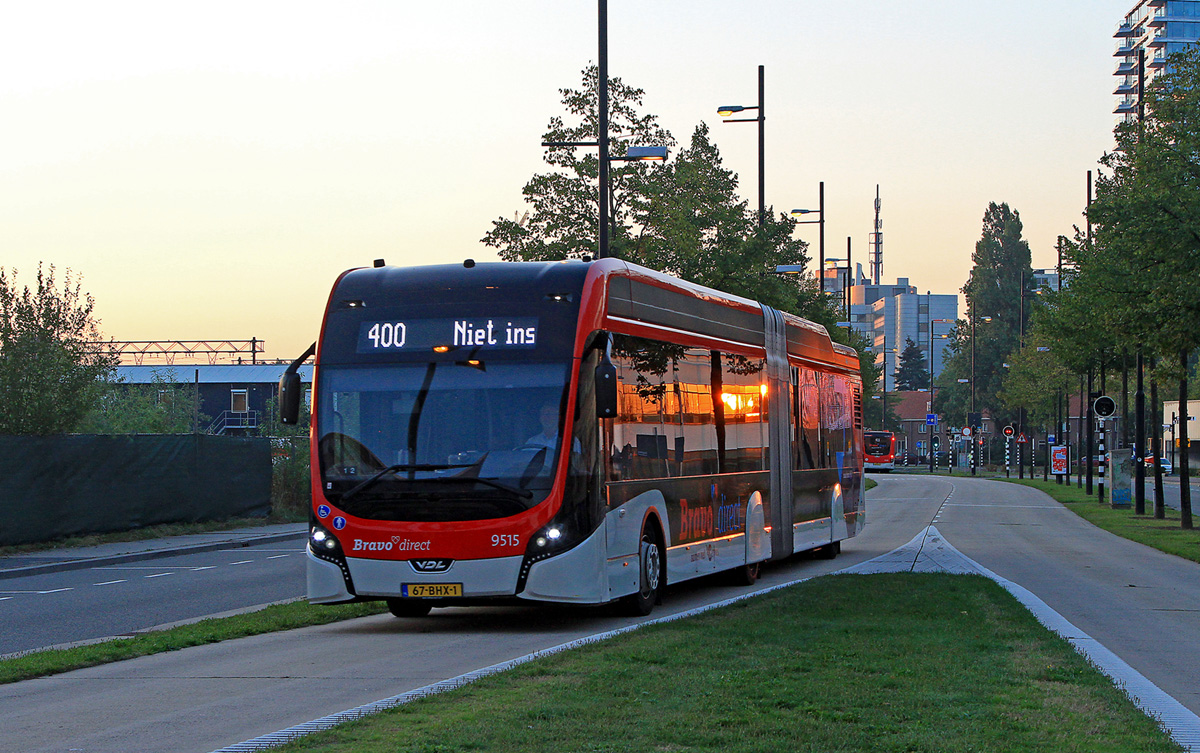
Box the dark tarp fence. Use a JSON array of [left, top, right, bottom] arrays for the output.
[[0, 434, 271, 546]]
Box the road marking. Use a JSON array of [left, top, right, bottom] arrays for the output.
[[144, 573, 173, 579], [93, 580, 126, 586], [38, 588, 74, 594], [229, 560, 253, 566], [942, 503, 1064, 509], [267, 554, 290, 560], [190, 566, 217, 572]]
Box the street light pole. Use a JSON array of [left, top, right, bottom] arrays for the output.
[[597, 0, 610, 258], [717, 65, 765, 226]]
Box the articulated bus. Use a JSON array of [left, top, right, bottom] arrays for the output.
[[863, 430, 896, 472], [280, 258, 864, 617]]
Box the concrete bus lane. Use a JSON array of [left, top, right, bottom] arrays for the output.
[[918, 474, 1200, 717], [0, 481, 951, 753]]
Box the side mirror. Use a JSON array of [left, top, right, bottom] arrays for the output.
[[279, 342, 316, 425], [594, 335, 617, 419]]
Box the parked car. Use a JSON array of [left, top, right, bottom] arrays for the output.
[[1144, 456, 1174, 475]]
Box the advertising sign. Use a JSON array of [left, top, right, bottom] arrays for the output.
[[1051, 445, 1068, 475]]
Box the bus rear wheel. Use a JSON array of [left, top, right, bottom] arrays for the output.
[[622, 525, 663, 616], [386, 599, 432, 618], [732, 560, 761, 586]]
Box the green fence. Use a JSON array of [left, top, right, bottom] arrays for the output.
[[0, 434, 271, 546]]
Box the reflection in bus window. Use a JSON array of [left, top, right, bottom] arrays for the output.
[[608, 335, 766, 481]]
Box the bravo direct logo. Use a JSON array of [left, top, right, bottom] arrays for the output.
[[351, 535, 432, 553]]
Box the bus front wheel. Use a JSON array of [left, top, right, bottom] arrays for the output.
[[622, 525, 663, 616]]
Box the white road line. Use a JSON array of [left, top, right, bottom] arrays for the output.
[[38, 588, 74, 594], [229, 560, 253, 566], [267, 555, 290, 560], [144, 573, 173, 579], [93, 580, 126, 586], [190, 566, 218, 572], [941, 503, 1064, 509]]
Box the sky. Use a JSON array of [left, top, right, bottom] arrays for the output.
[[1, 1, 1133, 361]]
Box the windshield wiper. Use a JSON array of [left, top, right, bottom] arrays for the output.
[[416, 476, 534, 499], [339, 463, 474, 503]]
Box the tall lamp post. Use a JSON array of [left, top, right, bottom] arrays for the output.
[[929, 310, 955, 473], [791, 182, 824, 287], [717, 65, 765, 225], [969, 312, 992, 475], [542, 0, 668, 259]]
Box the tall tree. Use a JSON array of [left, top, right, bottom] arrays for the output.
[[939, 203, 1036, 429], [1080, 46, 1200, 526], [0, 264, 118, 434], [893, 337, 929, 391], [481, 64, 675, 261], [626, 123, 807, 312]]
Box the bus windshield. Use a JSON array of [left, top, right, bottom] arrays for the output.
[[317, 361, 570, 521], [864, 432, 892, 456]]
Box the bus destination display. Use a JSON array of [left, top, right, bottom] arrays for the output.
[[357, 317, 539, 353]]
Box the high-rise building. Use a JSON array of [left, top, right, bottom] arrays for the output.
[[846, 279, 958, 391], [1114, 0, 1200, 119]]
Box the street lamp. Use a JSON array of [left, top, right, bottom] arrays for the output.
[[929, 309, 955, 473], [717, 64, 765, 225], [540, 0, 670, 259], [791, 181, 825, 284], [969, 312, 992, 475]]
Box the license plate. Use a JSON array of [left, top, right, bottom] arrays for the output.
[[402, 583, 463, 598]]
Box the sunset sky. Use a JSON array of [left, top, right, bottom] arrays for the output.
[[1, 1, 1132, 360]]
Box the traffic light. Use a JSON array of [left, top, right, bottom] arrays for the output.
[[1094, 395, 1117, 418], [932, 435, 941, 449], [1003, 425, 1015, 438]]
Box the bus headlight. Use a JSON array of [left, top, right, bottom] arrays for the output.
[[535, 526, 564, 549], [310, 523, 342, 554]]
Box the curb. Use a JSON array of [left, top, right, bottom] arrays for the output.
[[0, 531, 307, 581]]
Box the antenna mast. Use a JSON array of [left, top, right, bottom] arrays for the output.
[[869, 185, 883, 285]]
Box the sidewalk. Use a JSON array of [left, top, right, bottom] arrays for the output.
[[0, 522, 307, 580]]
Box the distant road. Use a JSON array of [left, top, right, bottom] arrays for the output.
[[0, 540, 306, 656]]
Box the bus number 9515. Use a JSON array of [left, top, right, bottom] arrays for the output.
[[492, 534, 519, 547]]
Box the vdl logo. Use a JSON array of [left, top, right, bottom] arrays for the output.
[[410, 559, 453, 573]]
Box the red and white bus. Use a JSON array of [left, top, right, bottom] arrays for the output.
[[863, 430, 896, 472], [280, 258, 864, 617]]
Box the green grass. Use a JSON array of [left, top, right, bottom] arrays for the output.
[[1005, 478, 1200, 564], [0, 599, 385, 684], [272, 573, 1181, 753]]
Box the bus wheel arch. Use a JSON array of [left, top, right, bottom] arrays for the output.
[[622, 515, 665, 616]]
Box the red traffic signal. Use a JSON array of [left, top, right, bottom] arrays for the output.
[[1003, 425, 1015, 438]]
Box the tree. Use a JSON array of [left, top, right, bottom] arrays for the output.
[[1065, 46, 1200, 526], [481, 64, 675, 262], [0, 264, 118, 435], [938, 203, 1036, 430], [76, 371, 204, 434], [893, 337, 929, 391], [626, 123, 808, 312]]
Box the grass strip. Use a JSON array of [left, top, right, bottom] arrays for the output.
[[0, 600, 385, 685], [274, 573, 1182, 753], [1004, 478, 1200, 564]]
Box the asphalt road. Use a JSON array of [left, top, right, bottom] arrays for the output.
[[0, 540, 306, 656], [2, 477, 1198, 752]]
